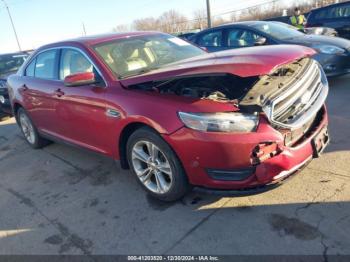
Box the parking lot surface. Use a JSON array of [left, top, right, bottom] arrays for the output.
[[0, 75, 349, 256]]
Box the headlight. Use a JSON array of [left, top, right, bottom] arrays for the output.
[[313, 45, 345, 55], [178, 112, 259, 133], [314, 28, 324, 35]]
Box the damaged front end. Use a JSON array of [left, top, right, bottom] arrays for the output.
[[240, 58, 329, 130], [123, 55, 329, 189], [125, 57, 328, 145]]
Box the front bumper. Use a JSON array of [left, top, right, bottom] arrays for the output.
[[313, 52, 350, 77], [163, 106, 328, 191]]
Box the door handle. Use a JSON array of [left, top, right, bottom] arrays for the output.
[[54, 89, 65, 97]]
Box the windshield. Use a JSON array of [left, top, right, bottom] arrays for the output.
[[0, 53, 28, 77], [94, 34, 205, 78], [251, 22, 304, 40]]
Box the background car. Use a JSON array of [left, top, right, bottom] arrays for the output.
[[8, 33, 329, 201], [306, 1, 350, 39], [0, 51, 30, 116], [304, 26, 338, 37], [177, 32, 197, 40], [266, 16, 338, 36], [189, 21, 350, 76]]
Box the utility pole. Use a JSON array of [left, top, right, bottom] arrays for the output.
[[206, 0, 212, 28], [82, 22, 87, 36], [1, 0, 21, 51]]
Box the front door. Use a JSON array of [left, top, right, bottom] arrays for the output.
[[54, 48, 110, 154]]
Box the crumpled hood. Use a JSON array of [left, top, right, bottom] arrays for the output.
[[120, 45, 316, 86], [284, 34, 350, 49]]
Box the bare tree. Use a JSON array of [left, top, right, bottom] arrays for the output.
[[212, 16, 228, 27], [192, 9, 207, 30], [133, 17, 159, 31], [113, 24, 131, 32], [158, 10, 189, 33]]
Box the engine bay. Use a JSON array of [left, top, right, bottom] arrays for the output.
[[127, 74, 259, 102]]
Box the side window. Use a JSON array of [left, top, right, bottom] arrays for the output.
[[35, 50, 58, 79], [198, 30, 222, 47], [335, 4, 350, 18], [25, 58, 36, 77], [59, 49, 93, 80], [314, 5, 350, 19], [227, 29, 261, 47]]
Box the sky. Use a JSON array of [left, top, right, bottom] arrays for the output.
[[0, 0, 287, 54]]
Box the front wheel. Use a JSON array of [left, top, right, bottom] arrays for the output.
[[17, 108, 50, 149], [127, 127, 191, 202]]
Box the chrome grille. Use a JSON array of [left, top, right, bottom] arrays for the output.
[[263, 60, 328, 130]]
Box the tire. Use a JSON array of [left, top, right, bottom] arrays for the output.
[[127, 127, 191, 202], [17, 107, 50, 149]]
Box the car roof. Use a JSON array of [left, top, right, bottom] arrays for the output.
[[40, 31, 166, 49], [199, 20, 271, 31]]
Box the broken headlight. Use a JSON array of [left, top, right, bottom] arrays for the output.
[[178, 112, 259, 133]]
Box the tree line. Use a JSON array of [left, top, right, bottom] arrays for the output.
[[113, 0, 347, 34]]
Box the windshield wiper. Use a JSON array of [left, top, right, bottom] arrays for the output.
[[118, 67, 159, 80]]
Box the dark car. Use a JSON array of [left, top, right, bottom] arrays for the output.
[[177, 32, 197, 40], [304, 26, 338, 37], [306, 1, 350, 40], [8, 32, 329, 201], [190, 21, 350, 76], [0, 51, 30, 115]]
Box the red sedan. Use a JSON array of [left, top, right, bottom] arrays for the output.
[[8, 32, 329, 201]]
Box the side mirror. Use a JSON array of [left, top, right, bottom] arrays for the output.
[[254, 37, 267, 46], [64, 72, 96, 87]]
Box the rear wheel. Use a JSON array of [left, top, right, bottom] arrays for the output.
[[127, 127, 190, 202], [17, 108, 50, 149]]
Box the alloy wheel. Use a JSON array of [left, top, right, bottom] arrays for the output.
[[19, 112, 35, 144], [131, 140, 173, 194]]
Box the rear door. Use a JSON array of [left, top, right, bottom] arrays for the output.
[[21, 49, 61, 134], [54, 47, 110, 154]]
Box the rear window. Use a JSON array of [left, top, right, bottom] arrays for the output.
[[35, 50, 57, 79], [25, 59, 36, 77], [25, 50, 58, 79]]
